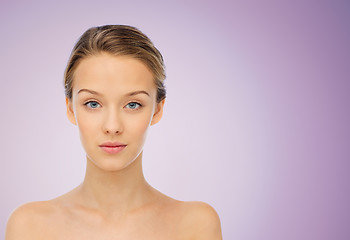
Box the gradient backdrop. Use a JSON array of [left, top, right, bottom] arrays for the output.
[[1, 0, 349, 239]]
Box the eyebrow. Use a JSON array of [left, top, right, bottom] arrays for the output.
[[77, 89, 150, 97], [78, 89, 101, 96]]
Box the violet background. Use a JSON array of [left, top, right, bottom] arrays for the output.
[[1, 0, 349, 239]]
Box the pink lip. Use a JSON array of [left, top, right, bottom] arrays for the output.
[[99, 142, 127, 154]]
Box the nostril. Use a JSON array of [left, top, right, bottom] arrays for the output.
[[105, 129, 120, 134]]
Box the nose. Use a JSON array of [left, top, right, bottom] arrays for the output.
[[102, 108, 123, 135]]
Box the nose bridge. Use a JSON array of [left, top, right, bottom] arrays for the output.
[[103, 106, 123, 134]]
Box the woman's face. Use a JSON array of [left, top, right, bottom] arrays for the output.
[[66, 53, 164, 171]]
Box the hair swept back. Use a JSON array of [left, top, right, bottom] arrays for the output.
[[64, 25, 166, 102]]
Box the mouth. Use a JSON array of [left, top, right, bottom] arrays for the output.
[[99, 142, 127, 154]]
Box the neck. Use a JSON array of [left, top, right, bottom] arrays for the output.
[[77, 152, 155, 215]]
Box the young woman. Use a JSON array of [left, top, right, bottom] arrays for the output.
[[6, 25, 222, 240]]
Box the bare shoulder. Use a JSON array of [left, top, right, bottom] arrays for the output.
[[164, 200, 222, 240], [183, 201, 222, 239], [5, 201, 58, 240]]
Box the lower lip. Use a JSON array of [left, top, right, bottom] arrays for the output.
[[100, 145, 126, 154]]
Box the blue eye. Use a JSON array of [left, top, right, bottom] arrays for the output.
[[85, 101, 100, 109], [126, 102, 141, 110]]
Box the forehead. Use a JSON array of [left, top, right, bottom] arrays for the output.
[[72, 53, 156, 97]]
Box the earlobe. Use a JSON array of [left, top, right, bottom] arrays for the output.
[[66, 97, 77, 125], [151, 99, 165, 126]]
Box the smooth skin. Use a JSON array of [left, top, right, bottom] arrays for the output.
[[5, 53, 222, 240]]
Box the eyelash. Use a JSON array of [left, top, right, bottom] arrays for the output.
[[83, 101, 143, 110]]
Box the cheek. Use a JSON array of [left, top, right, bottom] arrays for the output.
[[76, 111, 100, 139], [126, 112, 152, 139]]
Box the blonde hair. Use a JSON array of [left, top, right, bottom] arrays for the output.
[[64, 25, 166, 102]]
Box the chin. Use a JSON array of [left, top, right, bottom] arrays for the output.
[[87, 153, 140, 172]]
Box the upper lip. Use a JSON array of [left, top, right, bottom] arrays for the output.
[[99, 141, 127, 147]]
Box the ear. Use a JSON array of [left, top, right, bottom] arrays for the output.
[[66, 97, 77, 125], [151, 99, 165, 126]]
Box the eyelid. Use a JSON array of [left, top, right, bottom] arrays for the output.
[[128, 100, 142, 104], [83, 98, 100, 104]]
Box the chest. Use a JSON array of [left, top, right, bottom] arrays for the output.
[[39, 212, 189, 240]]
